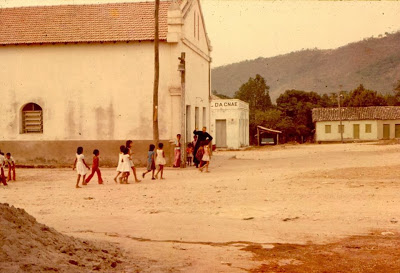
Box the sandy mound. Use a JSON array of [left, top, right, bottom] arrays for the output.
[[0, 203, 134, 272]]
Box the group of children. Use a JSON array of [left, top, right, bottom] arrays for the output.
[[72, 136, 211, 188], [185, 136, 211, 172], [73, 140, 168, 187], [0, 151, 16, 186]]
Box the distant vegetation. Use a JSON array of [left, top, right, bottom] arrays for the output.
[[212, 31, 400, 101], [234, 75, 400, 144]]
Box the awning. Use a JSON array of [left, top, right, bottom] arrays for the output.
[[257, 126, 282, 134]]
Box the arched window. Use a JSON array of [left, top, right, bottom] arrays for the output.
[[22, 103, 43, 133]]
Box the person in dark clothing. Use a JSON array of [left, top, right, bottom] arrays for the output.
[[193, 127, 213, 168]]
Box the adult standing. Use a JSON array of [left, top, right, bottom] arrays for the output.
[[193, 127, 213, 168]]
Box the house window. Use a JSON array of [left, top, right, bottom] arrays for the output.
[[194, 11, 196, 38], [22, 103, 43, 133], [325, 125, 331, 134], [338, 125, 344, 133], [365, 124, 372, 133], [202, 107, 206, 127], [195, 107, 199, 129], [197, 13, 200, 40]]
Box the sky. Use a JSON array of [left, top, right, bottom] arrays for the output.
[[1, 0, 400, 67]]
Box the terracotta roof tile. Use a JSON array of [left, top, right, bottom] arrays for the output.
[[312, 106, 400, 122], [0, 1, 171, 45]]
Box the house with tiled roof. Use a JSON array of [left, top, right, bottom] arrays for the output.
[[0, 0, 212, 166], [312, 106, 400, 142]]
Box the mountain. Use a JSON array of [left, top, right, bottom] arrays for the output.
[[211, 32, 400, 101]]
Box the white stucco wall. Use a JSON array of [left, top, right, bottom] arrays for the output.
[[376, 120, 400, 139], [210, 99, 249, 149], [0, 42, 175, 141], [314, 120, 400, 141]]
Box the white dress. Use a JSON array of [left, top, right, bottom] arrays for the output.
[[128, 148, 135, 167], [155, 149, 166, 165], [202, 146, 210, 162], [0, 154, 5, 170], [120, 154, 131, 173], [76, 154, 87, 175], [116, 153, 123, 172]]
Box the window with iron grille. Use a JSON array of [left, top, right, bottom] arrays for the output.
[[22, 103, 43, 133]]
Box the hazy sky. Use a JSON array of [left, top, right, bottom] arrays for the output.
[[1, 0, 400, 67]]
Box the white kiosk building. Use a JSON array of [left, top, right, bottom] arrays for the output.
[[210, 98, 249, 149]]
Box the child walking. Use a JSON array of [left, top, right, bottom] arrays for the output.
[[114, 145, 125, 183], [73, 147, 90, 188], [0, 152, 7, 186], [85, 149, 103, 184], [5, 153, 16, 181], [155, 143, 166, 179], [195, 142, 205, 169], [173, 134, 181, 168], [199, 141, 211, 172], [186, 143, 194, 166], [142, 144, 156, 180], [126, 140, 141, 182], [120, 147, 131, 184]]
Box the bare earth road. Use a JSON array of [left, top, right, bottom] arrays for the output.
[[1, 143, 400, 272]]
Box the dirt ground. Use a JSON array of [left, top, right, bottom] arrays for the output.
[[1, 142, 400, 272]]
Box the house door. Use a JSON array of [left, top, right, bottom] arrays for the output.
[[395, 124, 400, 138], [216, 119, 227, 147], [353, 124, 360, 139], [383, 124, 390, 139]]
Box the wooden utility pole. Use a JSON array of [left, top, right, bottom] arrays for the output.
[[179, 52, 186, 167], [153, 0, 160, 144]]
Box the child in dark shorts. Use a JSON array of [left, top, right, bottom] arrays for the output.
[[142, 144, 156, 180]]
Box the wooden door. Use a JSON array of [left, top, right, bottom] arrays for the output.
[[383, 124, 390, 139], [353, 124, 360, 139], [216, 119, 227, 147], [395, 124, 400, 138]]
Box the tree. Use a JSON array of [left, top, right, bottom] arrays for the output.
[[234, 74, 272, 111], [342, 84, 387, 107], [153, 0, 160, 144], [276, 90, 325, 142], [212, 90, 231, 99], [234, 74, 272, 144]]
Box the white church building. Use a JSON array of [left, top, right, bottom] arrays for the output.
[[0, 0, 212, 166]]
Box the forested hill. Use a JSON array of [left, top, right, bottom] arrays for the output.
[[211, 32, 400, 101]]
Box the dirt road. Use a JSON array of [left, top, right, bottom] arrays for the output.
[[1, 143, 400, 272]]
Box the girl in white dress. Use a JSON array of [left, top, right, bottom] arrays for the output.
[[114, 145, 125, 183], [155, 143, 166, 179], [73, 147, 90, 188], [199, 141, 211, 173], [120, 148, 131, 184]]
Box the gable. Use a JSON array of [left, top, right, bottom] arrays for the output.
[[181, 0, 212, 54]]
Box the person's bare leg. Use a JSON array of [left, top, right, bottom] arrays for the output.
[[160, 166, 164, 179], [132, 167, 141, 182], [114, 172, 121, 183], [155, 166, 160, 179], [76, 174, 81, 188], [82, 175, 87, 185], [205, 162, 209, 172], [151, 169, 155, 179]]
